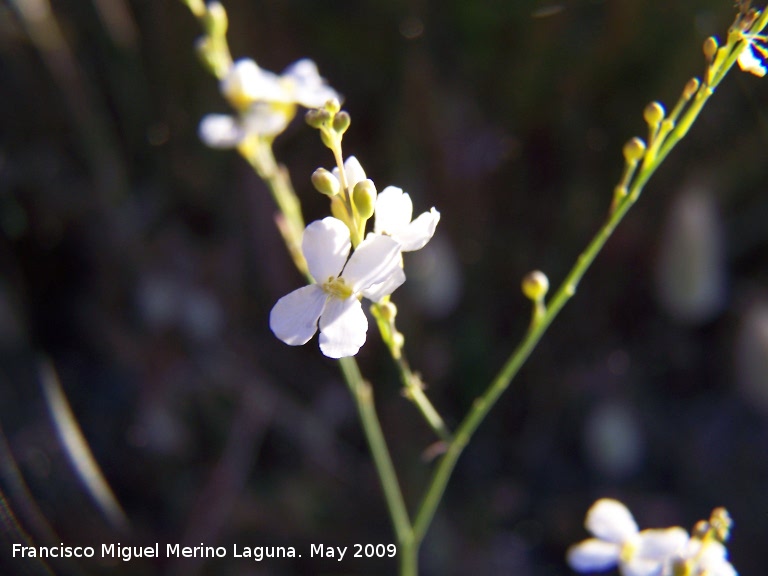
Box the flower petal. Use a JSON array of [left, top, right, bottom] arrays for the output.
[[331, 156, 367, 190], [567, 539, 621, 572], [635, 527, 688, 562], [738, 44, 767, 77], [198, 114, 243, 148], [242, 103, 293, 137], [318, 297, 367, 358], [398, 207, 440, 251], [374, 186, 413, 236], [282, 58, 339, 108], [302, 218, 351, 282], [585, 499, 639, 544], [362, 265, 405, 303], [342, 233, 402, 293], [269, 284, 326, 345], [620, 556, 665, 576]]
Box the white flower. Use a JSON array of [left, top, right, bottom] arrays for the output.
[[269, 217, 404, 358], [738, 40, 767, 77], [567, 499, 689, 576], [200, 58, 339, 146], [280, 59, 339, 109], [374, 186, 440, 251], [677, 539, 737, 576]]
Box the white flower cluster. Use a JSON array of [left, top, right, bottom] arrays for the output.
[[269, 156, 440, 358], [567, 499, 736, 576], [199, 58, 339, 146]]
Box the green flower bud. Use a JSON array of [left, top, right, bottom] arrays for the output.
[[353, 179, 377, 219], [333, 111, 351, 134], [311, 168, 340, 196], [703, 36, 718, 62], [204, 2, 228, 37], [522, 270, 549, 301], [622, 137, 646, 163], [379, 301, 398, 321], [643, 102, 665, 126], [324, 98, 341, 115], [683, 77, 700, 100], [305, 108, 331, 129]]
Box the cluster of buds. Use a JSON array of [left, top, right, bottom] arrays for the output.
[[269, 107, 440, 358]]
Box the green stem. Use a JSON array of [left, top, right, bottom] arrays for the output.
[[337, 357, 413, 551], [395, 357, 453, 443], [410, 20, 760, 538], [242, 140, 309, 277]]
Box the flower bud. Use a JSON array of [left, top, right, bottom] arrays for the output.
[[379, 301, 398, 321], [353, 179, 377, 219], [324, 98, 341, 115], [311, 168, 340, 196], [305, 108, 331, 129], [643, 102, 665, 126], [622, 137, 646, 163], [333, 111, 351, 134], [522, 270, 549, 301], [683, 77, 700, 100], [703, 36, 718, 62]]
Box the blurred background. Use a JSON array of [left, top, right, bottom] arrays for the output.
[[2, 0, 768, 574]]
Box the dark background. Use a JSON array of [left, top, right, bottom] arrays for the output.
[[1, 0, 768, 574]]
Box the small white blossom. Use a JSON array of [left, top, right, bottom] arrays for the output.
[[738, 40, 767, 77], [374, 186, 440, 252], [677, 538, 737, 576], [200, 58, 339, 146], [567, 499, 688, 576], [269, 217, 404, 358]]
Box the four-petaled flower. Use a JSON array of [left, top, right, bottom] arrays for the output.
[[737, 36, 768, 77], [374, 186, 440, 252], [200, 58, 339, 147], [567, 499, 689, 576], [270, 217, 404, 358]]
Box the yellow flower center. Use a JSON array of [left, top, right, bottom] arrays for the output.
[[323, 276, 353, 299]]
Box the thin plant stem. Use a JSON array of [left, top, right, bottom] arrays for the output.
[[337, 358, 414, 560], [395, 356, 452, 443], [410, 10, 767, 547], [241, 140, 309, 277]]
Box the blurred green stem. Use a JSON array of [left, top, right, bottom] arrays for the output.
[[338, 357, 414, 575], [409, 7, 768, 556], [242, 140, 309, 277]]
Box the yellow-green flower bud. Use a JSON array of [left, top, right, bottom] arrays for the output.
[[311, 168, 340, 197], [333, 111, 351, 134], [710, 507, 732, 542], [204, 2, 228, 37], [305, 108, 331, 129], [643, 102, 665, 126], [353, 179, 377, 219], [622, 137, 646, 163], [683, 77, 700, 100], [324, 98, 341, 115], [379, 301, 398, 321], [522, 270, 549, 301], [703, 36, 719, 62]]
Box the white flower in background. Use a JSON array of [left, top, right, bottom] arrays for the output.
[[676, 538, 737, 576], [269, 217, 404, 358], [738, 38, 767, 77], [567, 499, 688, 576], [199, 57, 339, 146], [374, 186, 440, 251]]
